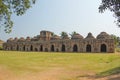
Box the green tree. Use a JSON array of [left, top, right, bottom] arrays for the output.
[[60, 31, 68, 39], [111, 34, 120, 46], [70, 31, 77, 37], [99, 0, 120, 26], [0, 0, 36, 33]]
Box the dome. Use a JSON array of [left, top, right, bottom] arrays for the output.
[[97, 32, 111, 39], [7, 38, 13, 42], [85, 32, 95, 39], [13, 37, 18, 41], [62, 35, 70, 39], [18, 37, 25, 41], [51, 35, 60, 40], [26, 36, 31, 41], [71, 34, 83, 39]]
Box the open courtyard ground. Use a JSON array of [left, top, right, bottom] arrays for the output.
[[0, 51, 120, 80]]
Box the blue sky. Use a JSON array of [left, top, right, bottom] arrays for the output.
[[1, 0, 120, 41]]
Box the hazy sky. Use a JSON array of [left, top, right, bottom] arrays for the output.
[[1, 0, 120, 41]]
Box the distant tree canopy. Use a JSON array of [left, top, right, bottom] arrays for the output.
[[99, 0, 120, 26], [111, 34, 120, 46], [0, 0, 36, 33], [69, 31, 77, 37], [60, 31, 68, 39]]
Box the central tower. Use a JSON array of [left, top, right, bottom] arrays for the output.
[[40, 30, 53, 41]]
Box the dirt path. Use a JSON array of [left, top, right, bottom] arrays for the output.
[[0, 66, 120, 80]]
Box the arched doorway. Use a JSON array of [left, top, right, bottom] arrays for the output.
[[101, 44, 107, 52], [30, 45, 33, 51], [51, 45, 54, 52], [35, 48, 38, 51], [61, 44, 65, 52], [40, 45, 43, 51], [86, 44, 91, 52], [73, 44, 78, 52], [17, 45, 19, 51], [45, 48, 48, 52], [23, 45, 25, 51]]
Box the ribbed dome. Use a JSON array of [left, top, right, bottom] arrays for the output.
[[18, 37, 25, 41], [26, 36, 31, 41], [97, 32, 111, 39], [62, 35, 70, 39], [85, 32, 95, 39], [7, 38, 13, 42], [14, 37, 18, 41], [71, 34, 83, 39], [51, 35, 60, 40]]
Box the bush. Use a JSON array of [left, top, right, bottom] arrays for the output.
[[0, 46, 3, 50], [116, 48, 120, 52]]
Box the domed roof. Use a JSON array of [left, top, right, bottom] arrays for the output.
[[85, 32, 95, 39], [26, 36, 31, 41], [97, 32, 111, 39], [51, 35, 60, 40], [62, 35, 70, 39], [13, 37, 18, 41], [71, 33, 83, 39], [18, 37, 25, 41], [7, 38, 14, 42]]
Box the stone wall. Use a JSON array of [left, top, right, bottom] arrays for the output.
[[3, 31, 115, 53]]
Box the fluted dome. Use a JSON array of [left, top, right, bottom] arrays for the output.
[[85, 32, 95, 39], [13, 37, 18, 41], [71, 34, 83, 39], [26, 36, 31, 41], [97, 32, 111, 39], [7, 38, 13, 42], [18, 37, 25, 41], [51, 35, 60, 40]]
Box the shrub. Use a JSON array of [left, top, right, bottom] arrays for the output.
[[0, 46, 3, 50], [116, 48, 120, 52]]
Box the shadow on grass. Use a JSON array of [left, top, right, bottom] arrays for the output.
[[97, 67, 120, 77], [76, 67, 120, 80]]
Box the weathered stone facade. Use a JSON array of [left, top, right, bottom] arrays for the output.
[[3, 30, 115, 53]]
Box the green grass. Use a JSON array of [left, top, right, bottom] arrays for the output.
[[0, 51, 120, 77]]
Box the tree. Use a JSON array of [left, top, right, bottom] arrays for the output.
[[60, 31, 69, 39], [69, 31, 77, 37], [0, 0, 36, 33], [99, 0, 120, 26], [111, 34, 120, 46]]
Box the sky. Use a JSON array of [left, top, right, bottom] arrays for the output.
[[1, 0, 120, 41]]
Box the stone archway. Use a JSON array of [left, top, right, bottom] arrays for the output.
[[35, 48, 38, 51], [30, 45, 33, 51], [86, 44, 91, 52], [40, 45, 43, 51], [61, 44, 65, 52], [51, 45, 54, 52], [73, 44, 78, 52], [101, 44, 107, 52], [23, 45, 25, 51], [17, 45, 19, 51]]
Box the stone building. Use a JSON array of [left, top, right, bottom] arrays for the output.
[[3, 30, 115, 53]]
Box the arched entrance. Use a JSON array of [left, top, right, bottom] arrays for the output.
[[30, 45, 33, 51], [23, 45, 25, 51], [73, 44, 78, 52], [86, 44, 91, 52], [45, 48, 48, 52], [35, 48, 38, 51], [101, 44, 107, 52], [40, 45, 43, 51], [51, 45, 54, 52], [17, 45, 19, 51], [61, 44, 65, 52]]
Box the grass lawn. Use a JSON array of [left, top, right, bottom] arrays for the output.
[[0, 51, 120, 80]]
